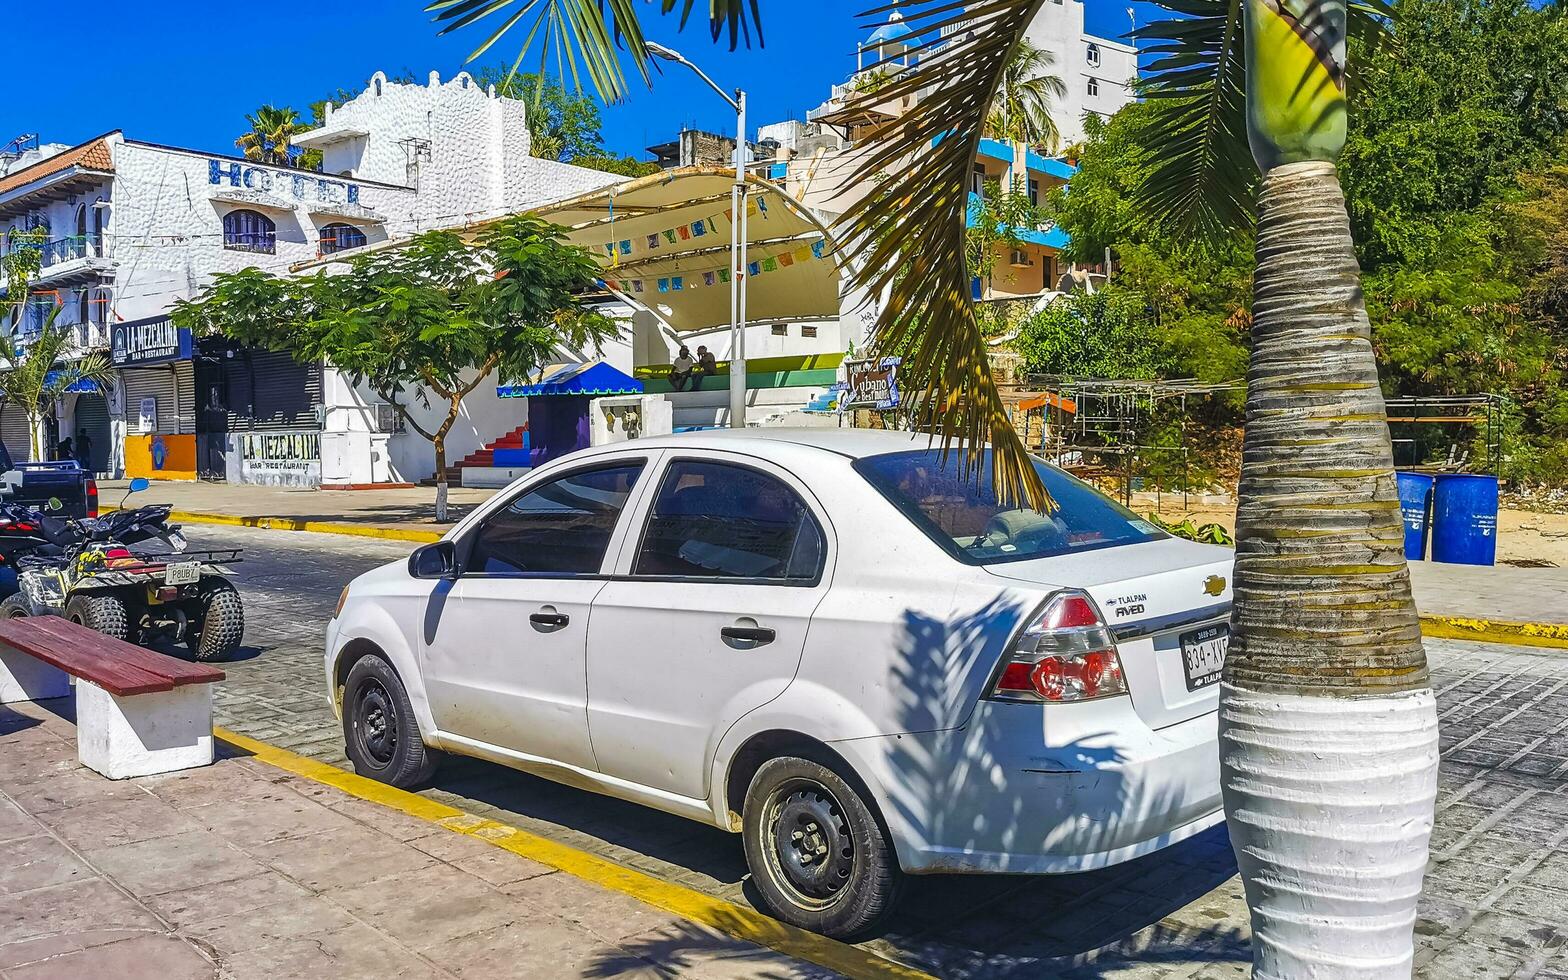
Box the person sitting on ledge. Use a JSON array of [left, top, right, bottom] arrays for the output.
[[669, 346, 695, 391], [691, 345, 717, 391]]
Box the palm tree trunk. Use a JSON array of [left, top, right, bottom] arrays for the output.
[[1221, 160, 1439, 978]]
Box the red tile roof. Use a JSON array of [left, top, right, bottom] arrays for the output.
[[0, 134, 117, 198]]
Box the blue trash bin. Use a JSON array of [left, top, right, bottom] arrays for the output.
[[1430, 473, 1499, 566], [1395, 472, 1434, 561]]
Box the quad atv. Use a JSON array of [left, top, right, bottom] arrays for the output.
[[0, 479, 245, 661]]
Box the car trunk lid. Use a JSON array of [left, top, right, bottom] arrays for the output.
[[982, 537, 1233, 729]]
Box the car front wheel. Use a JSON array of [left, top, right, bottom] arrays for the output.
[[741, 756, 901, 939], [342, 653, 439, 788]]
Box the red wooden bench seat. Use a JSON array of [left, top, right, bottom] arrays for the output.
[[0, 617, 223, 696], [0, 615, 225, 779]]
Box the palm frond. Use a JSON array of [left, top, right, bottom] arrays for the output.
[[839, 0, 1053, 510], [1132, 0, 1395, 237], [425, 0, 763, 102]]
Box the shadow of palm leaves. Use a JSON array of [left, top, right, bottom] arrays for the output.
[[857, 596, 1248, 977], [580, 911, 844, 979]]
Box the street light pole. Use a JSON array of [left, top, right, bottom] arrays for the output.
[[646, 42, 748, 428]]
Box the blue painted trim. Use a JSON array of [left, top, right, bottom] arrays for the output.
[[965, 193, 1070, 249], [976, 137, 1013, 163], [1024, 149, 1078, 181]]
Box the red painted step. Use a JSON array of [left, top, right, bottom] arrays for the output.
[[422, 424, 529, 486]]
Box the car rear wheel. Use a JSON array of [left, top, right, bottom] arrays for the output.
[[342, 654, 439, 788], [65, 593, 129, 641], [742, 756, 901, 939]]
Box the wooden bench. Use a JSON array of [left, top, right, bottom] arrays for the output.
[[0, 616, 224, 779]]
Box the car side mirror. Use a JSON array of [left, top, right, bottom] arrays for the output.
[[409, 540, 459, 580]]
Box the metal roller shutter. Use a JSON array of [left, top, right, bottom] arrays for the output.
[[222, 350, 321, 431], [119, 365, 193, 435], [0, 403, 35, 461], [73, 394, 112, 473]]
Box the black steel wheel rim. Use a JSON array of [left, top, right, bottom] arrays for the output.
[[353, 679, 397, 768], [763, 778, 855, 909]]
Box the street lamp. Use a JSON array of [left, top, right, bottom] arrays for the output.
[[646, 41, 749, 429]]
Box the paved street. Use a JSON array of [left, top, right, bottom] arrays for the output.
[[119, 525, 1568, 976]]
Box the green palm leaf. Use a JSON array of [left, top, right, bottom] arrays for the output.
[[839, 0, 1054, 509], [1132, 0, 1394, 237], [425, 0, 763, 102]]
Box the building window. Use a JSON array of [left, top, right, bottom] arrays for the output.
[[223, 209, 276, 254], [319, 222, 367, 255], [771, 323, 788, 336], [801, 325, 818, 339], [1087, 76, 1100, 97], [971, 163, 987, 197], [1028, 178, 1041, 205], [1086, 42, 1101, 67]]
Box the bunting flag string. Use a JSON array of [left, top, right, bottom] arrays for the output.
[[601, 238, 831, 296], [597, 196, 774, 264]]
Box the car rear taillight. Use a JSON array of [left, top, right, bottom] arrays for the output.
[[987, 590, 1128, 703], [86, 479, 99, 518]]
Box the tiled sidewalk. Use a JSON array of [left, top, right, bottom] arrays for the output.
[[0, 700, 832, 980]]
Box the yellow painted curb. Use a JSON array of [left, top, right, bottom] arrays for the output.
[[105, 506, 442, 544], [214, 726, 934, 980], [1420, 615, 1568, 651]]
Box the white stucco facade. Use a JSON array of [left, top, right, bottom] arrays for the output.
[[0, 71, 621, 484]]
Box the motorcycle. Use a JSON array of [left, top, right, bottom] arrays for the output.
[[0, 479, 246, 662]]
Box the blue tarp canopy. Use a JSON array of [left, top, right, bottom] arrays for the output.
[[497, 361, 644, 399], [43, 371, 100, 394]]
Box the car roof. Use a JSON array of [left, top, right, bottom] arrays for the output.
[[592, 427, 964, 461]]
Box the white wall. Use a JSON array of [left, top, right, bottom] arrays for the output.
[[1019, 0, 1137, 146]]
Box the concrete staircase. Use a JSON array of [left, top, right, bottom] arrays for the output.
[[423, 424, 528, 487]]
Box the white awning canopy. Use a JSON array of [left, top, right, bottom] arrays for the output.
[[289, 167, 846, 336]]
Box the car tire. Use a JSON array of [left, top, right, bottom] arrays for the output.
[[742, 755, 902, 939], [65, 593, 129, 641], [0, 593, 30, 618], [187, 580, 244, 662], [342, 654, 439, 788]]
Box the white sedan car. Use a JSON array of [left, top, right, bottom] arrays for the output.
[[326, 428, 1232, 937]]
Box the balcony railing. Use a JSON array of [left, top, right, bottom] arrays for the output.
[[5, 234, 108, 269]]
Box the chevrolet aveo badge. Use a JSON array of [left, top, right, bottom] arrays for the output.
[[1204, 575, 1226, 597]]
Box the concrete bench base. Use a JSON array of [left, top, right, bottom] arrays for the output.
[[0, 646, 71, 704], [76, 680, 215, 780]]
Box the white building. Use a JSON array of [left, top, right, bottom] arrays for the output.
[[0, 71, 616, 485], [1020, 0, 1138, 146]]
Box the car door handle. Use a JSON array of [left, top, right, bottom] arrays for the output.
[[530, 611, 569, 629], [721, 626, 776, 645]]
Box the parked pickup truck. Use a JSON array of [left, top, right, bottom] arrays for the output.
[[0, 440, 98, 518]]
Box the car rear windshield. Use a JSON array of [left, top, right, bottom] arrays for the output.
[[854, 450, 1166, 565]]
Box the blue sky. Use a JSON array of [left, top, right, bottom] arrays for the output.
[[2, 1, 1150, 163]]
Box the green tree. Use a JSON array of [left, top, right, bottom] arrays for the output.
[[173, 215, 616, 520], [429, 2, 1437, 968], [0, 306, 113, 461], [965, 178, 1052, 295], [986, 39, 1068, 150], [235, 105, 312, 168]]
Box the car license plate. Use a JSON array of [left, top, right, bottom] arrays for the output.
[[1180, 624, 1229, 691], [165, 562, 202, 586]]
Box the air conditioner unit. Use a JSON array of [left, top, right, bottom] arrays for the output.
[[374, 403, 406, 434], [1009, 250, 1034, 268]]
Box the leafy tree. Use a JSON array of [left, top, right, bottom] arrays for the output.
[[0, 306, 113, 461], [235, 105, 314, 168], [985, 39, 1068, 151], [1013, 289, 1163, 379], [172, 215, 617, 520]]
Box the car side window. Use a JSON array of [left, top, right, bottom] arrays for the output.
[[466, 462, 644, 576], [633, 459, 824, 582]]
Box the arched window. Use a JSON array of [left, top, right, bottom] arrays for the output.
[[319, 222, 367, 255], [1086, 42, 1101, 67], [223, 209, 276, 254]]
